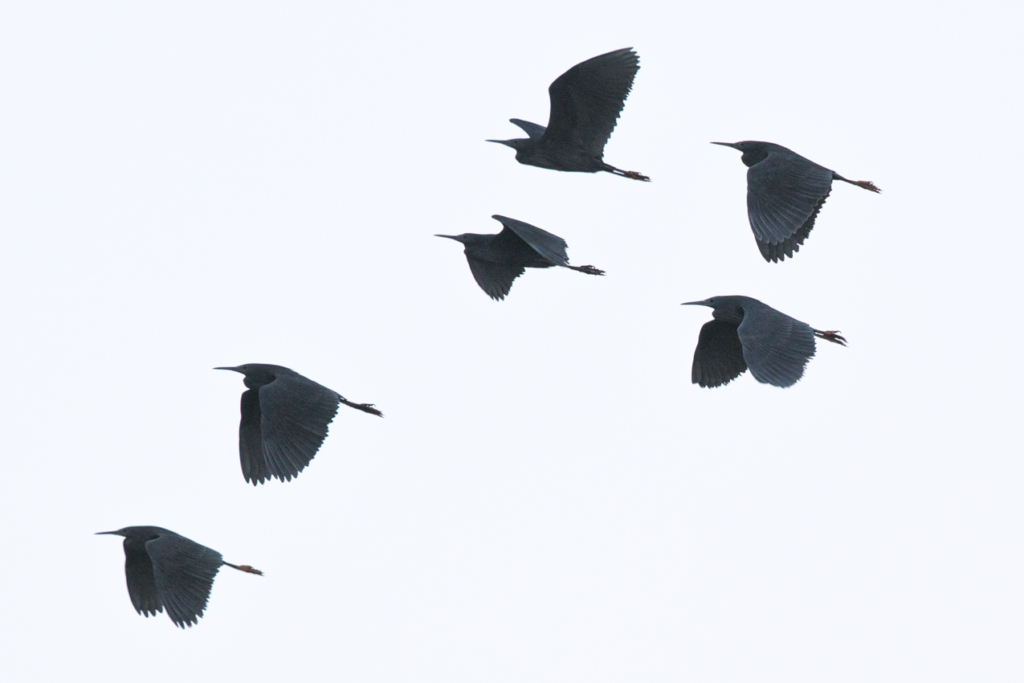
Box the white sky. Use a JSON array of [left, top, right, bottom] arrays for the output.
[[1, 1, 1022, 681]]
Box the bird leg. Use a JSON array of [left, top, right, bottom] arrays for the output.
[[566, 264, 605, 276], [340, 398, 384, 417], [813, 329, 848, 346], [223, 562, 263, 576], [603, 163, 650, 182], [621, 170, 650, 182], [834, 174, 881, 193]]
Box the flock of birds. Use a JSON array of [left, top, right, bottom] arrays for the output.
[[98, 47, 879, 629]]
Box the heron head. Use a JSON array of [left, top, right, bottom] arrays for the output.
[[711, 141, 770, 167], [486, 138, 527, 152]]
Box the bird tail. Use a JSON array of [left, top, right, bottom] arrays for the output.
[[566, 264, 605, 276], [602, 163, 650, 182], [223, 562, 263, 575], [340, 398, 384, 417], [834, 174, 881, 193], [813, 329, 848, 346]]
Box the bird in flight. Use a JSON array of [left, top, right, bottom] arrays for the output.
[[682, 295, 847, 388], [489, 48, 648, 181], [712, 141, 880, 262], [437, 215, 604, 300]]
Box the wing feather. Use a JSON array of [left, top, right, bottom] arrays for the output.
[[466, 256, 525, 301], [123, 536, 162, 618], [545, 48, 639, 158], [747, 150, 833, 262], [258, 374, 341, 482], [691, 320, 748, 388], [737, 303, 816, 387], [146, 532, 223, 628], [491, 215, 569, 267]]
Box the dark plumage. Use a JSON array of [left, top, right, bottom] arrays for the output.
[[437, 214, 604, 300], [216, 364, 382, 485], [488, 48, 648, 181], [681, 296, 847, 388], [712, 141, 880, 262], [97, 526, 261, 628]]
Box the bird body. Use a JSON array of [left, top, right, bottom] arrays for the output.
[[216, 364, 382, 485], [97, 526, 261, 628], [682, 296, 847, 388], [488, 48, 648, 181], [712, 141, 880, 262], [437, 215, 603, 300]]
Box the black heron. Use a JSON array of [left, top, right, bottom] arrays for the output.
[[681, 295, 847, 388], [97, 526, 261, 628], [712, 141, 880, 262], [216, 364, 383, 485], [437, 214, 604, 300], [488, 48, 649, 181]]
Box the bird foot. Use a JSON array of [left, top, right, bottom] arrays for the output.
[[225, 562, 264, 575], [853, 179, 881, 193], [814, 329, 848, 346], [341, 399, 384, 417], [623, 170, 650, 182], [570, 264, 605, 276]]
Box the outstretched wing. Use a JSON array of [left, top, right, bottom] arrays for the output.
[[239, 388, 272, 485], [123, 536, 163, 618], [491, 215, 569, 266], [692, 320, 748, 388], [258, 374, 341, 482], [545, 48, 639, 157], [746, 150, 833, 262], [466, 256, 525, 301], [736, 303, 816, 388], [146, 532, 223, 628], [510, 118, 547, 140]]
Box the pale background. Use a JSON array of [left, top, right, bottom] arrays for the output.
[[1, 1, 1022, 681]]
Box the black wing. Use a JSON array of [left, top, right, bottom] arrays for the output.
[[545, 48, 639, 157], [466, 256, 525, 301], [258, 374, 341, 481], [146, 533, 223, 628], [737, 303, 816, 388], [692, 320, 748, 388], [123, 536, 162, 618], [492, 215, 569, 267], [747, 151, 834, 262], [510, 118, 547, 140], [239, 388, 272, 485]]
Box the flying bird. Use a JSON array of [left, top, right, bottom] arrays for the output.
[[97, 526, 261, 628], [712, 141, 880, 262], [488, 48, 648, 181], [216, 364, 382, 485], [437, 214, 604, 300], [681, 295, 847, 388]]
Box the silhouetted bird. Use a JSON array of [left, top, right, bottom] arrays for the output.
[[681, 296, 847, 388], [216, 364, 382, 485], [712, 141, 880, 262], [437, 215, 604, 300], [97, 526, 261, 628], [488, 48, 648, 181]]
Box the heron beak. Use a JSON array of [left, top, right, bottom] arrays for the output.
[[681, 300, 710, 307], [435, 234, 464, 243], [95, 530, 123, 536], [710, 141, 741, 150], [486, 139, 515, 148], [214, 366, 243, 373]]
